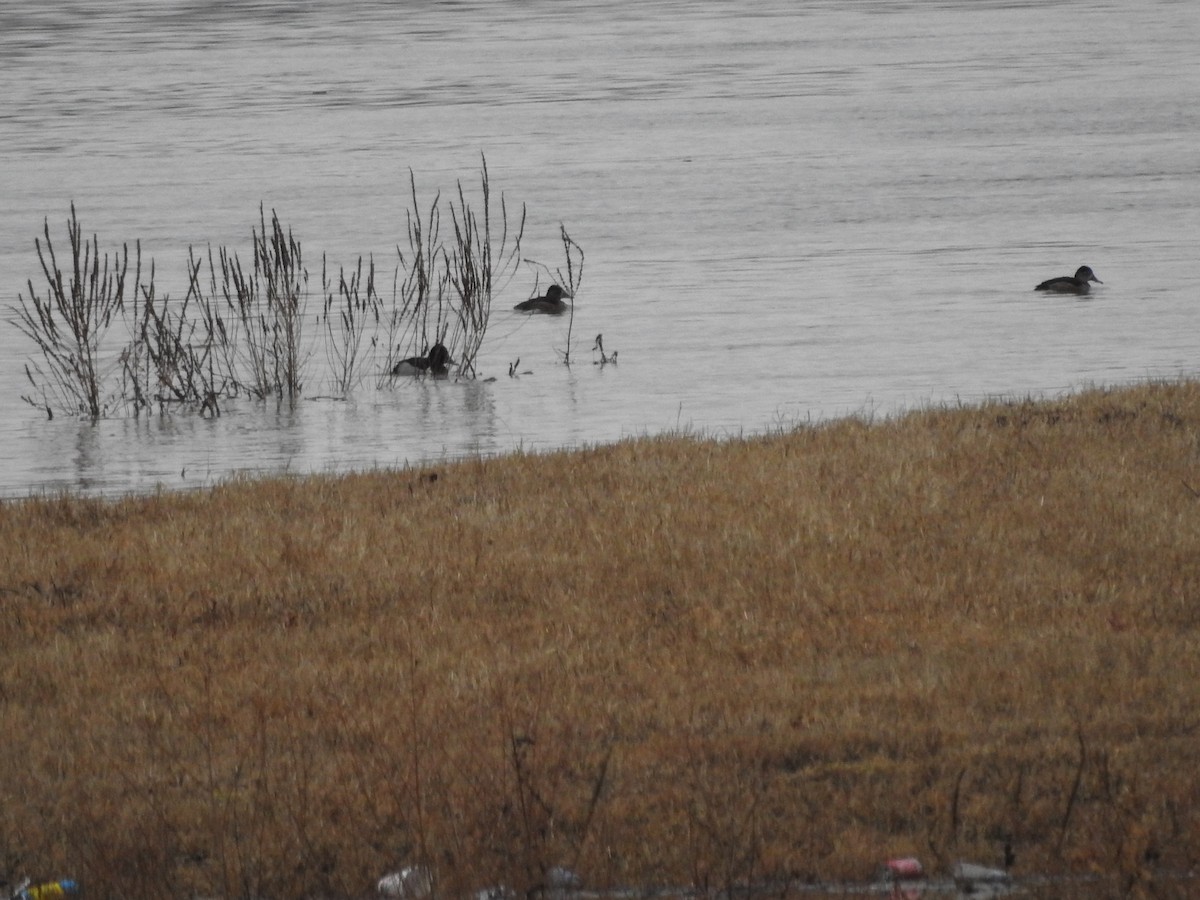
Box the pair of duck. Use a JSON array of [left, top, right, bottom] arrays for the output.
[[520, 272, 1099, 305], [391, 283, 574, 376], [1035, 265, 1102, 294]]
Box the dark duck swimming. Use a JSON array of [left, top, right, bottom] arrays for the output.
[[514, 284, 573, 314], [1035, 265, 1102, 294], [391, 343, 453, 377]]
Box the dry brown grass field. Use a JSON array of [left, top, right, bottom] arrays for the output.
[[2, 380, 1199, 900]]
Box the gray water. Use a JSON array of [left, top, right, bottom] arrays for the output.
[[2, 0, 1198, 497]]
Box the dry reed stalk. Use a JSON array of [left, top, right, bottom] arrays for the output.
[[557, 226, 584, 366], [445, 153, 524, 377], [1, 382, 1199, 898], [524, 224, 584, 364], [382, 170, 450, 384], [320, 254, 381, 397], [250, 205, 309, 400], [122, 257, 225, 416], [384, 156, 525, 381]]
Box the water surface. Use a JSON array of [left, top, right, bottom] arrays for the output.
[[2, 0, 1198, 496]]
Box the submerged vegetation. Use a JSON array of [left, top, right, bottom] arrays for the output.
[[1, 380, 1199, 898], [7, 156, 574, 421]]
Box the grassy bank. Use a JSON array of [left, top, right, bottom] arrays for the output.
[[2, 381, 1199, 899]]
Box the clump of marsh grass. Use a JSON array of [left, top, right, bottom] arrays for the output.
[[127, 207, 314, 409], [121, 256, 224, 417], [383, 155, 524, 382], [11, 161, 560, 415], [444, 154, 524, 377], [380, 171, 453, 384], [10, 204, 143, 420], [204, 205, 310, 401]]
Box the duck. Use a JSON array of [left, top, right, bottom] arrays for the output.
[[391, 343, 454, 377], [514, 284, 573, 314], [1034, 265, 1103, 294]]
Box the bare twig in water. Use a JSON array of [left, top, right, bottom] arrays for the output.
[[525, 224, 584, 365], [592, 333, 617, 367]]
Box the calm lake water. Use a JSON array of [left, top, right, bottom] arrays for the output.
[[2, 0, 1198, 497]]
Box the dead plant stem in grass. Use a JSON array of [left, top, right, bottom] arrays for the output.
[[1058, 725, 1087, 855], [405, 637, 432, 881]]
